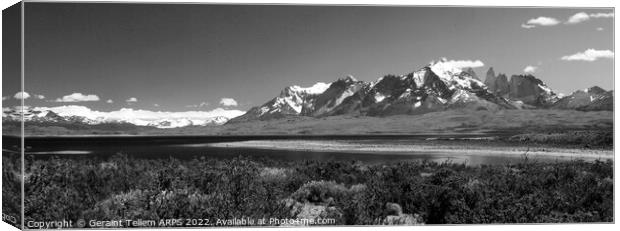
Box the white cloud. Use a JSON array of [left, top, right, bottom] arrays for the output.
[[55, 93, 100, 102], [219, 98, 238, 107], [597, 27, 604, 31], [106, 99, 114, 104], [126, 97, 138, 103], [14, 91, 30, 99], [2, 96, 9, 101], [590, 12, 614, 18], [524, 12, 613, 29], [34, 94, 45, 99], [522, 16, 560, 28], [566, 12, 590, 24], [566, 12, 614, 24], [561, 49, 614, 61], [153, 104, 160, 107], [33, 105, 246, 125], [431, 58, 484, 70], [521, 24, 536, 29], [523, 65, 538, 74]]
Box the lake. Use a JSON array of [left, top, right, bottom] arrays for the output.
[[2, 134, 611, 166]]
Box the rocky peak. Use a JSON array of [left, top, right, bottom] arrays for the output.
[[494, 73, 510, 97], [341, 75, 358, 83], [485, 67, 495, 81], [508, 74, 558, 107], [484, 67, 497, 92], [463, 67, 480, 80], [584, 86, 606, 94]]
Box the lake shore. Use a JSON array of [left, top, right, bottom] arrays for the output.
[[207, 140, 613, 160]]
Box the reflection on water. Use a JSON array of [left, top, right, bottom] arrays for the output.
[[26, 150, 93, 155]]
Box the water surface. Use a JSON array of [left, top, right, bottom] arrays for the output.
[[3, 135, 609, 165]]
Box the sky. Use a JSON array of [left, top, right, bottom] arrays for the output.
[[2, 3, 614, 114]]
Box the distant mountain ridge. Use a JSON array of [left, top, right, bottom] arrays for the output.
[[230, 59, 612, 123], [2, 106, 233, 129], [551, 86, 613, 111]]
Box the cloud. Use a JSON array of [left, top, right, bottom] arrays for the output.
[[14, 91, 30, 99], [524, 12, 613, 29], [55, 93, 100, 102], [431, 58, 484, 71], [106, 99, 114, 104], [34, 94, 45, 99], [566, 12, 614, 24], [153, 104, 160, 107], [2, 96, 9, 101], [33, 105, 246, 126], [561, 49, 614, 61], [597, 27, 604, 31], [590, 12, 614, 18], [566, 12, 590, 24], [219, 98, 238, 107], [522, 16, 560, 28], [520, 24, 536, 29], [126, 97, 138, 103], [523, 65, 538, 74]]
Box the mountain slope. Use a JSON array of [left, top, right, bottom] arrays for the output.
[[229, 82, 332, 122], [551, 86, 613, 111], [576, 91, 613, 111]]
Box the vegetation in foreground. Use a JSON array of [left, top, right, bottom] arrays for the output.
[[13, 153, 614, 228], [2, 151, 21, 228]]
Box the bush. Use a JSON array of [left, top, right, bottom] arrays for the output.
[[20, 154, 613, 225]]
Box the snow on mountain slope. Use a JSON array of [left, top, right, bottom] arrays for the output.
[[2, 105, 245, 128], [309, 75, 368, 116], [229, 82, 332, 122]]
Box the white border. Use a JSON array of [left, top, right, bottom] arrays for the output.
[[1, 1, 617, 231]]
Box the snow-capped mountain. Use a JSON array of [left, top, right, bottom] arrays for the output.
[[229, 82, 333, 122], [230, 59, 612, 123], [304, 75, 368, 116], [552, 86, 613, 111], [144, 116, 229, 128], [2, 106, 240, 128], [230, 59, 516, 122], [324, 60, 515, 116]]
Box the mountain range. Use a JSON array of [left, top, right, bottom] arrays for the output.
[[2, 106, 231, 129], [2, 59, 613, 129], [229, 59, 612, 123]]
